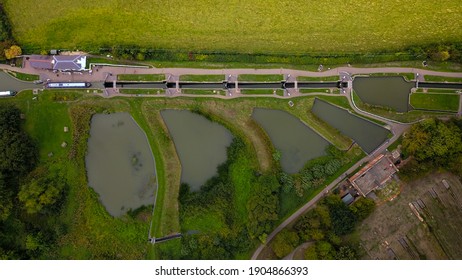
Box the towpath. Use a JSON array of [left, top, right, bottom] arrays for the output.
[[2, 62, 462, 84]]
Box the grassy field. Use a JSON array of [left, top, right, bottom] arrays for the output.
[[181, 89, 224, 95], [6, 70, 39, 81], [119, 89, 164, 95], [299, 89, 337, 94], [238, 74, 284, 82], [357, 172, 462, 259], [297, 76, 339, 82], [352, 91, 453, 123], [240, 89, 281, 95], [4, 1, 462, 54], [117, 74, 165, 81], [410, 93, 460, 112], [415, 88, 460, 94], [424, 75, 462, 83], [368, 72, 415, 81]]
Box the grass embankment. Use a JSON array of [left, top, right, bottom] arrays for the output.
[[352, 91, 453, 123], [415, 88, 460, 94], [410, 93, 460, 112], [368, 72, 415, 81], [297, 76, 339, 81], [119, 89, 164, 95], [6, 70, 40, 81], [424, 75, 462, 83], [179, 75, 225, 82], [181, 89, 224, 95], [117, 74, 165, 81], [299, 89, 339, 94], [238, 74, 284, 82], [240, 89, 283, 95], [6, 1, 462, 55]]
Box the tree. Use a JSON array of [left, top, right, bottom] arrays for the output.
[[247, 173, 280, 240], [0, 173, 12, 221], [325, 195, 357, 235], [315, 241, 335, 260], [279, 172, 294, 193], [402, 119, 462, 162], [4, 45, 21, 59], [304, 245, 318, 260], [18, 173, 65, 214], [350, 197, 376, 221], [271, 229, 299, 258], [0, 105, 38, 176], [0, 129, 38, 176], [431, 50, 450, 62], [335, 246, 357, 260]]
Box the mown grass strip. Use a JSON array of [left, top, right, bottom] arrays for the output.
[[179, 74, 225, 82], [181, 89, 223, 95], [117, 74, 165, 81], [410, 93, 459, 112], [238, 74, 284, 82], [424, 75, 462, 83], [6, 70, 39, 81], [119, 88, 164, 95], [240, 89, 281, 95], [297, 76, 339, 82], [299, 88, 336, 94], [368, 72, 415, 81]]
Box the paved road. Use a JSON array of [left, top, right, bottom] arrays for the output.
[[0, 71, 42, 92]]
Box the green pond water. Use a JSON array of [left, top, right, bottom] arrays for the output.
[[161, 110, 233, 191], [312, 98, 389, 154], [353, 76, 415, 112], [252, 108, 329, 173], [85, 113, 157, 217]]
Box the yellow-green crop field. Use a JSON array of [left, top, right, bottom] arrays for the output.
[[3, 0, 462, 53]]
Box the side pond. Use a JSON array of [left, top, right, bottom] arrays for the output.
[[161, 110, 233, 191], [353, 76, 415, 112], [85, 112, 157, 217], [311, 98, 389, 154], [252, 108, 329, 173]]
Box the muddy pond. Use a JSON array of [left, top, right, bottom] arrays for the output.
[[161, 110, 233, 191], [85, 113, 157, 217], [252, 108, 329, 173]]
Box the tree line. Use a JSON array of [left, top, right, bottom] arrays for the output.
[[401, 118, 462, 180], [0, 4, 21, 61], [0, 105, 67, 259], [92, 42, 462, 65]]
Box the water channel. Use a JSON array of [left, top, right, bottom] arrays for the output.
[[311, 98, 389, 154], [353, 76, 415, 112], [252, 108, 329, 173], [161, 110, 233, 191], [0, 71, 41, 91], [85, 113, 157, 217]]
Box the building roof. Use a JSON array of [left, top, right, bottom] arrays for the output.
[[349, 154, 398, 197], [341, 193, 354, 205], [28, 55, 86, 71], [29, 55, 53, 69], [52, 55, 86, 71]]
